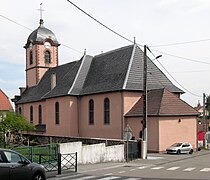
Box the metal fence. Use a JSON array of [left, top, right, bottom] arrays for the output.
[[126, 141, 140, 161], [12, 144, 58, 162], [38, 152, 77, 174]]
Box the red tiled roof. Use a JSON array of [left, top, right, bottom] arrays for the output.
[[0, 89, 13, 111], [125, 88, 199, 117]]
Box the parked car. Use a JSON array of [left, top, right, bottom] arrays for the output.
[[0, 148, 46, 180], [166, 142, 193, 154]]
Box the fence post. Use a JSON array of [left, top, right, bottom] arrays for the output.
[[30, 146, 33, 162], [58, 153, 61, 175], [75, 152, 77, 172], [39, 154, 41, 164]]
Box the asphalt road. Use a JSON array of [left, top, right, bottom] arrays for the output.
[[48, 150, 210, 180]]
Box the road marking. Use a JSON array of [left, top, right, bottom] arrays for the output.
[[118, 171, 126, 174], [200, 168, 210, 172], [54, 174, 96, 180], [98, 176, 121, 180], [167, 167, 180, 171], [126, 178, 142, 180], [70, 175, 97, 180], [138, 166, 149, 169], [183, 167, 196, 172], [151, 166, 164, 170], [104, 173, 113, 176], [129, 168, 136, 171]]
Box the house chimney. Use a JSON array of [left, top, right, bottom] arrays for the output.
[[51, 73, 56, 90], [19, 87, 26, 96]]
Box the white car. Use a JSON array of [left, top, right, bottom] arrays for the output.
[[166, 143, 193, 154]]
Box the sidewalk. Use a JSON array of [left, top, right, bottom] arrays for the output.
[[47, 150, 210, 178]]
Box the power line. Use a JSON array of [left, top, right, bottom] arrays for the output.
[[0, 14, 33, 32], [150, 38, 210, 47], [156, 59, 201, 97], [66, 0, 134, 44], [150, 48, 210, 65], [0, 14, 82, 54], [146, 46, 201, 97]]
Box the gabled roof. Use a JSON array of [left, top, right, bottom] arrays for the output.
[[0, 89, 13, 111], [125, 88, 199, 117], [16, 44, 183, 104], [17, 59, 82, 104]]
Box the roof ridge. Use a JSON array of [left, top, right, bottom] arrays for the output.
[[122, 44, 137, 89], [94, 44, 134, 58], [158, 88, 166, 115]]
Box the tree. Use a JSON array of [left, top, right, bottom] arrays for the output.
[[0, 112, 34, 146]]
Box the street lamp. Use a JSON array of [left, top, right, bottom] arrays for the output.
[[141, 45, 162, 159]]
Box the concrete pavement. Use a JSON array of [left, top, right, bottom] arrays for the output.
[[47, 149, 210, 179]]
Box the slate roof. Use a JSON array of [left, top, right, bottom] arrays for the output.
[[16, 44, 184, 104], [0, 89, 13, 111], [125, 88, 199, 117], [17, 59, 82, 104]]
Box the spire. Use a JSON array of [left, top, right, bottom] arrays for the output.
[[133, 37, 136, 44], [38, 3, 44, 26]]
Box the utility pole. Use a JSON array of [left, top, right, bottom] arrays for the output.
[[141, 45, 148, 159], [203, 93, 207, 149]]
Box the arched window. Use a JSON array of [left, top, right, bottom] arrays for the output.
[[38, 105, 42, 124], [29, 50, 33, 65], [55, 102, 59, 125], [45, 50, 51, 64], [30, 106, 33, 123], [104, 98, 110, 124], [89, 99, 94, 125]]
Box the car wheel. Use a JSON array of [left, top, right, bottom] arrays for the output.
[[33, 173, 45, 180], [189, 149, 193, 154], [177, 150, 181, 154]]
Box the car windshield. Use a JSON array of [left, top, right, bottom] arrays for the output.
[[171, 143, 182, 147]]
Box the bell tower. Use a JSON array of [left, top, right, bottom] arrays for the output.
[[24, 10, 60, 87]]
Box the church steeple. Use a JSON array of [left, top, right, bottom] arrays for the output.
[[24, 5, 60, 87]]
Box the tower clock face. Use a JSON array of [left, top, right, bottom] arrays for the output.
[[44, 42, 51, 49]]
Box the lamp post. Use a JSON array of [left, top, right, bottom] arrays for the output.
[[141, 45, 162, 159]]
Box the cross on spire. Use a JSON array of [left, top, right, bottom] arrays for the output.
[[38, 3, 44, 20]]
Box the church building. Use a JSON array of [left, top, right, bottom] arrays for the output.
[[12, 18, 199, 152]]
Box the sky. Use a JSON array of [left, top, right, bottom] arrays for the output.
[[1, 0, 210, 107]]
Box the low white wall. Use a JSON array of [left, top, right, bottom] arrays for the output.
[[58, 142, 125, 164]]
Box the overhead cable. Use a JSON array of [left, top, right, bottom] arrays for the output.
[[150, 38, 210, 47], [0, 14, 82, 54], [150, 48, 210, 65], [66, 0, 134, 44]]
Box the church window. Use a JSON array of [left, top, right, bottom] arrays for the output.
[[104, 98, 110, 125], [29, 50, 33, 65], [30, 106, 33, 123], [55, 102, 59, 125], [89, 99, 94, 125], [45, 50, 51, 64], [38, 105, 42, 124]]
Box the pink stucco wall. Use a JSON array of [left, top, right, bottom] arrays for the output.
[[159, 116, 197, 151], [123, 91, 142, 114], [126, 116, 197, 152], [125, 117, 159, 151], [19, 96, 78, 137], [79, 92, 123, 139]]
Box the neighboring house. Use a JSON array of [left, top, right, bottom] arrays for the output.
[[12, 18, 199, 152], [0, 89, 13, 119], [194, 103, 210, 144], [125, 88, 199, 152]]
